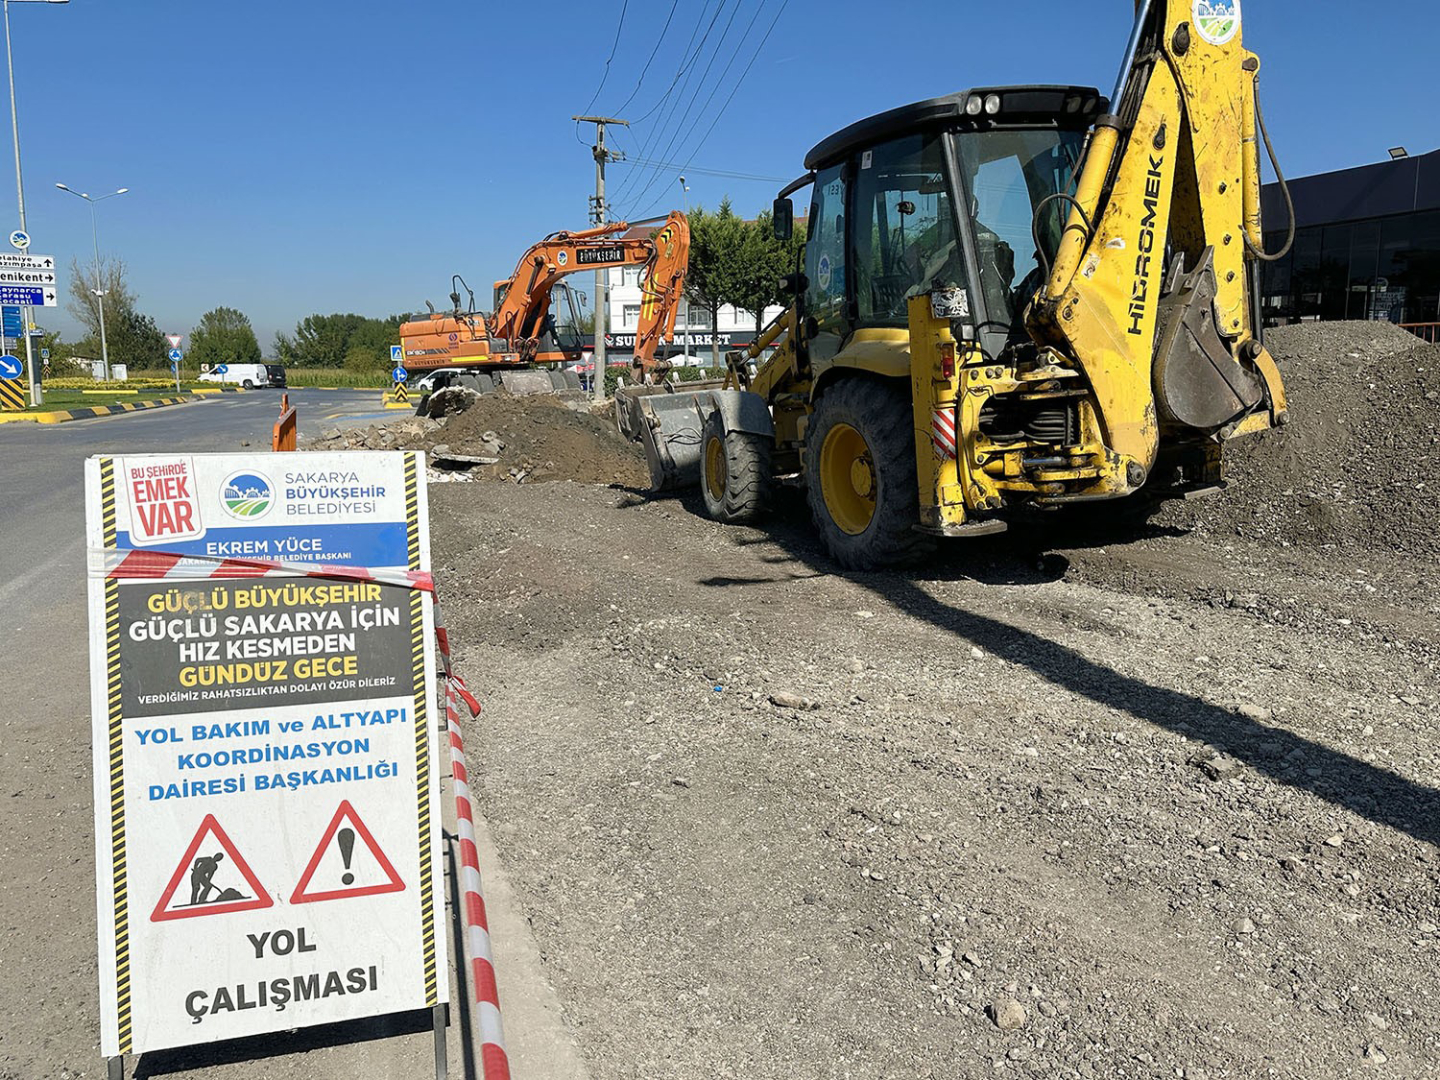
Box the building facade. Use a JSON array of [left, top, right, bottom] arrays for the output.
[[1260, 147, 1439, 328], [590, 221, 785, 365]]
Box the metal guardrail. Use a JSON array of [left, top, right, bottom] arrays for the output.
[[272, 392, 297, 451], [1400, 322, 1440, 344]]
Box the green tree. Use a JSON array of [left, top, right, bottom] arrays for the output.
[[734, 210, 805, 339], [275, 313, 409, 369], [684, 200, 749, 367], [189, 307, 261, 370], [108, 308, 169, 371]]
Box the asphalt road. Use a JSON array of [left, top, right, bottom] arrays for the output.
[[0, 390, 480, 1079]]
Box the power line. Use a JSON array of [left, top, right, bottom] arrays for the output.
[[611, 0, 682, 117], [632, 0, 791, 220], [619, 157, 787, 183], [615, 0, 749, 214], [580, 0, 632, 118], [622, 0, 767, 215], [608, 0, 731, 205]]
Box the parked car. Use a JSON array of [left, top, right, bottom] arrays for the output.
[[197, 363, 274, 389], [265, 364, 287, 388], [411, 367, 467, 394]]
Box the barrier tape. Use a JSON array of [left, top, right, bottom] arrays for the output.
[[94, 546, 505, 1075]]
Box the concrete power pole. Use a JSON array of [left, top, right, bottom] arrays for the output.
[[573, 115, 627, 403]]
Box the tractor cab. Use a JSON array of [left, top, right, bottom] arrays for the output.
[[774, 86, 1105, 365]]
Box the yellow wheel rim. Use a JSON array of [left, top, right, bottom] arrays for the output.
[[819, 422, 876, 535], [704, 434, 727, 501]]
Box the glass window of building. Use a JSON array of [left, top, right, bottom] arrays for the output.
[[622, 303, 641, 328]]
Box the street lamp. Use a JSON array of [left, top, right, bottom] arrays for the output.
[[5, 0, 69, 404], [56, 183, 128, 380]]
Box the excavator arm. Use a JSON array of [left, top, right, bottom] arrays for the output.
[[1026, 0, 1287, 493], [488, 210, 690, 379]]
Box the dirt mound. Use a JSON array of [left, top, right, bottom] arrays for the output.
[[1167, 321, 1440, 560], [425, 391, 649, 488]]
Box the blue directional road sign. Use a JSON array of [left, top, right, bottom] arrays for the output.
[[0, 285, 50, 307], [0, 354, 22, 379], [390, 345, 403, 363], [214, 363, 228, 375], [168, 348, 184, 363], [391, 365, 408, 383], [1, 306, 19, 337]]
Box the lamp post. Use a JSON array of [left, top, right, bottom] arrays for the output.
[[56, 183, 127, 380], [5, 0, 68, 404]]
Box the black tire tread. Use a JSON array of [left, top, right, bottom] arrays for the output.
[[805, 376, 932, 570], [701, 411, 772, 524]]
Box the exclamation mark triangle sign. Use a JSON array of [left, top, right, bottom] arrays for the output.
[[291, 800, 404, 904]]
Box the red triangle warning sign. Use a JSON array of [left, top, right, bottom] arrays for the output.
[[151, 814, 274, 922], [291, 800, 404, 904]]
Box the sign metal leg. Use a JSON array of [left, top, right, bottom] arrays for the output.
[[433, 1002, 448, 1080], [106, 1056, 123, 1080]]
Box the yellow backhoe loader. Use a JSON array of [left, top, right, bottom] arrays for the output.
[[618, 0, 1292, 569]]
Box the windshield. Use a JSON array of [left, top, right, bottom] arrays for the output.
[[954, 128, 1086, 335]]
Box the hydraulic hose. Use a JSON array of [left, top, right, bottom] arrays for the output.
[[1244, 83, 1295, 263]]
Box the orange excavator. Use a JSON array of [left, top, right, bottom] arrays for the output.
[[399, 211, 689, 392]]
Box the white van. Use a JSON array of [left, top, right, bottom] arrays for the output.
[[197, 363, 273, 389]]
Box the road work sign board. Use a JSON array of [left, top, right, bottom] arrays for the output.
[[85, 451, 445, 1057]]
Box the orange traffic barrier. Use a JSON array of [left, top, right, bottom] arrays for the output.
[[272, 392, 297, 451]]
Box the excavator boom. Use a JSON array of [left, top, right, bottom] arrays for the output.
[[400, 211, 690, 382]]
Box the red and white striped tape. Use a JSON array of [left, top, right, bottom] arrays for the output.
[[96, 547, 509, 1077], [94, 546, 434, 591], [931, 406, 957, 460], [444, 676, 510, 1079], [431, 598, 508, 1079]]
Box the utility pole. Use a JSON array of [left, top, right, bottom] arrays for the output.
[[573, 114, 627, 402]]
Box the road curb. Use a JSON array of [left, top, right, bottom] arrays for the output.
[[0, 395, 193, 425]]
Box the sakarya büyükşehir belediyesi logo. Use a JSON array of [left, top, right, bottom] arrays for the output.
[[221, 471, 274, 519]]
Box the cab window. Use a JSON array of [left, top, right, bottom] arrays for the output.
[[805, 164, 849, 361], [851, 133, 958, 326]]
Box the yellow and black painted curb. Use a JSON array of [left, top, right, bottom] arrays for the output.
[[0, 395, 194, 425]]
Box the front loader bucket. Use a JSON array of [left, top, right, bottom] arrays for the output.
[[615, 382, 723, 491]]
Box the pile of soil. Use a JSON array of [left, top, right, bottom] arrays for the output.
[[424, 391, 649, 488], [1167, 321, 1440, 560]]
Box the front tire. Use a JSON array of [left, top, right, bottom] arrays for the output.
[[805, 377, 930, 570], [700, 411, 772, 524]]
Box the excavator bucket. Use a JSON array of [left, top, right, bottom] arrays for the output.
[[615, 380, 723, 490]]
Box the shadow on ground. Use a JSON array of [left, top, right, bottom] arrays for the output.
[[672, 486, 1440, 850]]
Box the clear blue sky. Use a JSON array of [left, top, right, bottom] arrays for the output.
[[11, 0, 1434, 352]]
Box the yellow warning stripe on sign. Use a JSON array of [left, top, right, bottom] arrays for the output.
[[0, 378, 25, 410], [405, 452, 438, 1006], [100, 458, 134, 1054]]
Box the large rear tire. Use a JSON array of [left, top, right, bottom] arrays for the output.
[[700, 410, 772, 524], [805, 377, 930, 570]]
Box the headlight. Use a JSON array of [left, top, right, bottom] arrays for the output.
[[1083, 96, 1098, 114], [965, 96, 983, 116], [984, 94, 1001, 115], [1065, 95, 1082, 113]]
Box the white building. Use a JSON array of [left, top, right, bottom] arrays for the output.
[[598, 224, 785, 367]]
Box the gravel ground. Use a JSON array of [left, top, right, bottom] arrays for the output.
[[419, 322, 1439, 1079]]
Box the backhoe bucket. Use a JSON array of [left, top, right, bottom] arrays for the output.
[[615, 382, 723, 491]]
